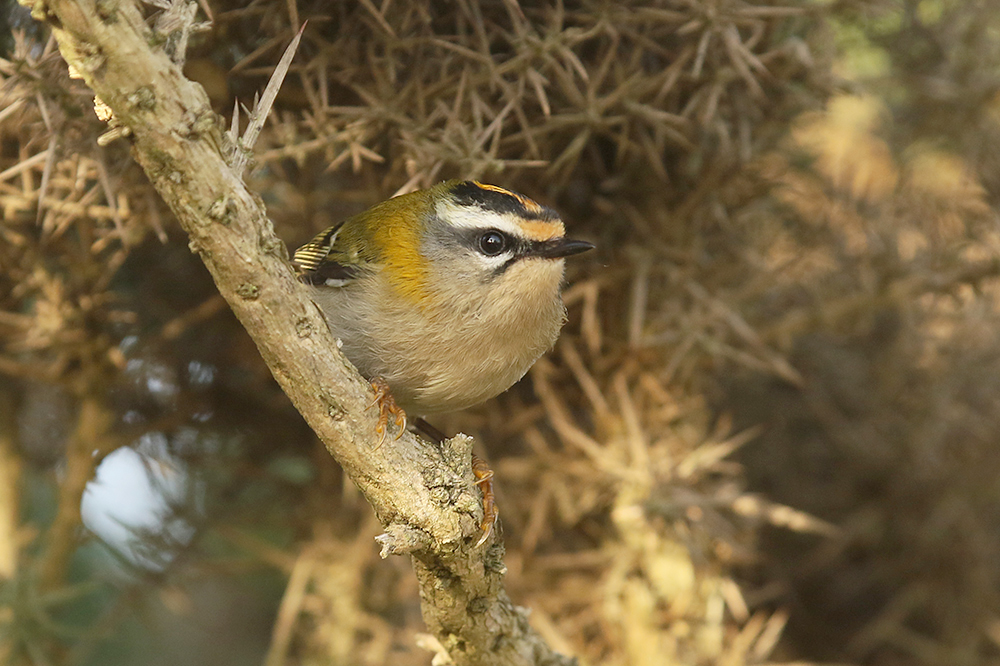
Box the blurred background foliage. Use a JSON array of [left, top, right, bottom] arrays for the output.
[[2, 0, 1000, 665]]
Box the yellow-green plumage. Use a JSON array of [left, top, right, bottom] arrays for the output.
[[296, 183, 462, 307]]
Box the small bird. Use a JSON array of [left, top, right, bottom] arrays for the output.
[[293, 180, 593, 540]]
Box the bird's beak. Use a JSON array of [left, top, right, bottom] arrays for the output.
[[532, 237, 595, 259]]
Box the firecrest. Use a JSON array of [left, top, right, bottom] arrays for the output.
[[293, 180, 594, 421]]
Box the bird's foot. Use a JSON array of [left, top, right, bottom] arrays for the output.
[[472, 453, 498, 546], [368, 377, 406, 448]]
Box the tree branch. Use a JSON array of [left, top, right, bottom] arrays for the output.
[[19, 0, 574, 663], [36, 395, 116, 591], [0, 386, 21, 584]]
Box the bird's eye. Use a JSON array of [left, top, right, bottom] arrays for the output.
[[478, 230, 508, 256]]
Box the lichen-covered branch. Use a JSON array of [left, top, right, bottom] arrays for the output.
[[17, 0, 572, 663]]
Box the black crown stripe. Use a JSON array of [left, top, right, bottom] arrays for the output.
[[449, 181, 558, 221]]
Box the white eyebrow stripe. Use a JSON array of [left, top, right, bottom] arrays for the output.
[[436, 200, 533, 239]]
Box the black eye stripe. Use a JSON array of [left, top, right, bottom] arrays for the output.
[[465, 228, 521, 257], [461, 227, 571, 265], [478, 230, 508, 256]]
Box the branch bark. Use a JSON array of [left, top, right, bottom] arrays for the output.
[[0, 386, 21, 584], [18, 1, 574, 664], [36, 394, 116, 591]]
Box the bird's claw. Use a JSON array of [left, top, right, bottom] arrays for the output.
[[368, 377, 406, 448], [472, 454, 498, 546]]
